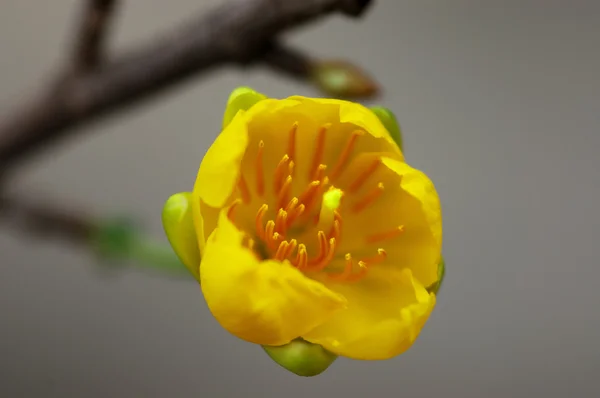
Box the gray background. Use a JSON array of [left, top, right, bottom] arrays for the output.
[[1, 0, 599, 397]]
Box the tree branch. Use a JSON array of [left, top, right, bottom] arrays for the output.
[[0, 193, 190, 277], [0, 194, 94, 243], [71, 0, 118, 72], [0, 0, 373, 177], [262, 42, 313, 80]]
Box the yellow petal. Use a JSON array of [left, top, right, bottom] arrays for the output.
[[303, 268, 435, 360], [334, 153, 442, 287], [381, 157, 443, 253], [200, 207, 347, 346], [162, 192, 200, 280], [222, 86, 268, 129], [192, 110, 250, 253], [195, 110, 249, 209], [196, 97, 303, 213], [287, 96, 404, 160], [193, 97, 305, 251], [238, 97, 402, 203]]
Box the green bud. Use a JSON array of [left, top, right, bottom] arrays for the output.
[[263, 339, 338, 377], [370, 106, 403, 151], [222, 86, 267, 129], [162, 192, 200, 281], [311, 61, 378, 99]]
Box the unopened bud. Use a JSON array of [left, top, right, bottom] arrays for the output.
[[370, 106, 403, 151], [311, 61, 379, 99], [263, 339, 337, 377]]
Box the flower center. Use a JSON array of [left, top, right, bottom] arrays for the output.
[[232, 122, 404, 283]]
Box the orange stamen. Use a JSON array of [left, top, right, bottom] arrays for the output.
[[366, 226, 405, 244], [307, 238, 337, 271], [334, 210, 343, 230], [313, 164, 327, 184], [329, 130, 363, 181], [348, 158, 381, 193], [277, 175, 293, 211], [343, 261, 369, 282], [329, 219, 341, 241], [293, 244, 308, 269], [286, 203, 305, 226], [248, 124, 398, 280], [305, 178, 332, 222], [351, 182, 384, 213], [264, 220, 276, 248], [284, 239, 298, 259], [274, 154, 290, 194], [307, 231, 328, 266], [284, 197, 299, 214], [256, 141, 265, 196], [308, 124, 329, 180], [308, 177, 331, 219], [255, 204, 268, 240], [360, 248, 387, 265], [328, 253, 354, 280], [298, 180, 320, 210], [288, 123, 298, 172], [274, 241, 289, 261], [321, 177, 331, 194], [269, 232, 282, 251], [274, 209, 288, 235], [238, 174, 251, 204]]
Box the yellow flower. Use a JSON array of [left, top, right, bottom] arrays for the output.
[[162, 87, 443, 361]]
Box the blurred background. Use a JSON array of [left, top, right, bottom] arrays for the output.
[[1, 0, 599, 397]]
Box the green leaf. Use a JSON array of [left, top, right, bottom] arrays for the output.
[[89, 217, 190, 277], [90, 217, 139, 261]]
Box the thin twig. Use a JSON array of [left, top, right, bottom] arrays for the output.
[[72, 0, 118, 71], [262, 42, 313, 80], [0, 195, 94, 243], [0, 194, 191, 278], [0, 0, 373, 177]]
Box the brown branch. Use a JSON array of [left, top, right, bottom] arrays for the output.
[[71, 0, 118, 72], [262, 42, 313, 79], [0, 0, 373, 177], [0, 194, 94, 243]]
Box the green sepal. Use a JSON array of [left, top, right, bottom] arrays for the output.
[[162, 192, 200, 281], [427, 256, 446, 294], [262, 339, 338, 377], [370, 106, 403, 151]]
